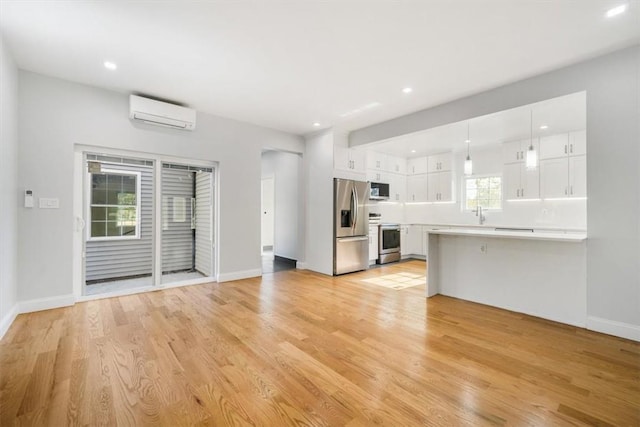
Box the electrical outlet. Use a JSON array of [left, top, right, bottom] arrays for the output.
[[480, 244, 488, 254]]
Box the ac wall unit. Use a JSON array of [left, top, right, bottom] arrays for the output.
[[129, 95, 196, 130]]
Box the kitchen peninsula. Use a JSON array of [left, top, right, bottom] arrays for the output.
[[425, 226, 587, 327]]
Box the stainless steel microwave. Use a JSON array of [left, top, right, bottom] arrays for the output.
[[369, 182, 390, 200]]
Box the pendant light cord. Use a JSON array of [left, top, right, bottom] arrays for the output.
[[467, 123, 470, 158]]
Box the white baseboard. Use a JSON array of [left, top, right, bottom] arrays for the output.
[[296, 261, 307, 270], [217, 268, 262, 282], [0, 304, 19, 340], [587, 316, 640, 342], [19, 294, 76, 314]]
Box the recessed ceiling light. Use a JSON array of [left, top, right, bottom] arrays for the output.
[[313, 122, 321, 127], [402, 87, 413, 94], [103, 61, 117, 70], [606, 4, 627, 18], [465, 139, 471, 143], [411, 150, 416, 153], [540, 125, 549, 130]]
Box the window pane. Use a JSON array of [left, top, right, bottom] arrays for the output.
[[91, 207, 106, 221], [107, 207, 119, 220], [106, 174, 122, 205], [91, 221, 106, 237], [121, 226, 136, 236], [117, 207, 137, 227], [118, 191, 136, 205], [466, 176, 502, 210], [106, 221, 120, 236], [91, 174, 107, 204], [89, 170, 139, 239], [122, 175, 136, 193]]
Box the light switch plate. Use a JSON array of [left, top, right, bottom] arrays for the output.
[[39, 198, 60, 209]]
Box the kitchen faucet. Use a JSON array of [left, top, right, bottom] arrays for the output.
[[475, 206, 486, 225]]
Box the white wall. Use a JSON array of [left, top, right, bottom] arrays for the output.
[[17, 71, 303, 303], [0, 35, 19, 337], [403, 144, 587, 229], [351, 45, 640, 341], [302, 130, 334, 275], [261, 150, 302, 260]]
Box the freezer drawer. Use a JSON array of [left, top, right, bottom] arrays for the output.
[[334, 236, 369, 275]]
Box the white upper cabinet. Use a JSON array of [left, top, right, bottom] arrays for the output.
[[540, 131, 586, 160], [366, 151, 388, 171], [539, 133, 570, 160], [387, 155, 407, 175], [366, 169, 388, 183], [427, 152, 452, 173], [407, 157, 428, 175], [504, 162, 540, 200], [503, 139, 525, 163], [335, 146, 366, 174], [540, 154, 587, 199], [568, 130, 587, 156], [502, 138, 539, 164], [569, 155, 587, 197], [540, 157, 569, 198], [427, 171, 453, 202], [389, 173, 407, 202], [406, 174, 428, 202]]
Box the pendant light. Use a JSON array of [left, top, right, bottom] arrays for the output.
[[464, 123, 473, 175], [526, 110, 537, 170]]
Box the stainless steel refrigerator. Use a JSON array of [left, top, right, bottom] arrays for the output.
[[333, 178, 369, 275]]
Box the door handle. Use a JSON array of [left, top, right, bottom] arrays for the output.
[[352, 187, 358, 230]]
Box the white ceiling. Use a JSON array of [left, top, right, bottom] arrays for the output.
[[1, 1, 638, 135], [360, 91, 586, 158]]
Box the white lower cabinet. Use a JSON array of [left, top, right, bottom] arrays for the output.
[[401, 225, 424, 257], [400, 226, 409, 256], [368, 226, 379, 264]]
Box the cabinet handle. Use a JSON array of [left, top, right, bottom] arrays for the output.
[[565, 187, 568, 195], [570, 144, 573, 154], [521, 188, 524, 197], [570, 186, 573, 195], [564, 145, 567, 154]]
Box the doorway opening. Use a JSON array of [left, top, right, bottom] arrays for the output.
[[260, 150, 302, 274]]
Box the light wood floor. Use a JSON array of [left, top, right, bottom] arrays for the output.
[[1, 260, 638, 426]]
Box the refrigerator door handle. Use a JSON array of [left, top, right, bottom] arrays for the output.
[[351, 186, 358, 230]]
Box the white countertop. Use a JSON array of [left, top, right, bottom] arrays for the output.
[[425, 227, 587, 242]]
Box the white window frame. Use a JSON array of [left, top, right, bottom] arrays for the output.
[[87, 168, 142, 241], [463, 174, 503, 212]]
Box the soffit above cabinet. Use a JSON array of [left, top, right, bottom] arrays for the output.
[[354, 92, 586, 160]]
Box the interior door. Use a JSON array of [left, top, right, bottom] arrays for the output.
[[195, 171, 213, 276]]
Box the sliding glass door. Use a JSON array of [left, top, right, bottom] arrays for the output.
[[81, 152, 216, 296]]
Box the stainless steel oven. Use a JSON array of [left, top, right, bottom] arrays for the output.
[[378, 224, 401, 264]]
